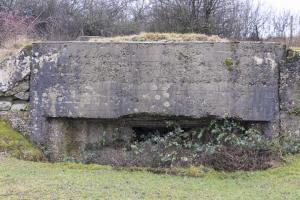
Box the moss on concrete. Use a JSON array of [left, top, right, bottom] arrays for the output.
[[0, 120, 44, 161], [225, 58, 234, 71], [288, 107, 300, 116]]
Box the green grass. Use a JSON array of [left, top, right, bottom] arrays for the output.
[[0, 155, 300, 199], [0, 120, 44, 161]]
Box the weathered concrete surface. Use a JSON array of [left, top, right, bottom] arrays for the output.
[[280, 54, 300, 140], [47, 118, 134, 161], [30, 41, 285, 150]]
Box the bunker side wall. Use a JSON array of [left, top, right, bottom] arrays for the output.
[[280, 55, 300, 141]]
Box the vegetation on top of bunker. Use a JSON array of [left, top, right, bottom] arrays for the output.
[[287, 48, 300, 63], [83, 32, 228, 42], [0, 37, 33, 62]]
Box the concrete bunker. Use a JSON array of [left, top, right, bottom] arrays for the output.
[[30, 41, 285, 165]]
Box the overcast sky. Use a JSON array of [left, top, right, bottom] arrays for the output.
[[259, 0, 300, 13]]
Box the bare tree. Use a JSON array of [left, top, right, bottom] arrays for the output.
[[272, 10, 291, 38], [0, 0, 299, 42]]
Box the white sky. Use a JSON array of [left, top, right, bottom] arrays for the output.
[[259, 0, 300, 13]]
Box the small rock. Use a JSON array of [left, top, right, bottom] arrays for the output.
[[0, 48, 31, 92], [0, 101, 12, 111], [14, 92, 30, 100], [11, 103, 29, 112], [5, 80, 30, 96]]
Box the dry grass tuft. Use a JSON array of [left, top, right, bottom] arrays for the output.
[[265, 36, 300, 48], [86, 32, 228, 42], [0, 36, 33, 61], [291, 47, 300, 52]]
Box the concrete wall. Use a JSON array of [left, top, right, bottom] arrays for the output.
[[280, 52, 300, 140], [29, 41, 285, 160]]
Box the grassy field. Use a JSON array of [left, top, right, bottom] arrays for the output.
[[0, 155, 299, 200]]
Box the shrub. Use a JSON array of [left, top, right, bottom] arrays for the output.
[[128, 119, 278, 171], [0, 12, 36, 45], [280, 135, 300, 155]]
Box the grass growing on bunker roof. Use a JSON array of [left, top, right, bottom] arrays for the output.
[[86, 32, 228, 42], [290, 47, 300, 51], [287, 48, 300, 62], [0, 36, 33, 61], [0, 120, 44, 161]]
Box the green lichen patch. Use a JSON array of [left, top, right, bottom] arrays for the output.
[[288, 107, 300, 116], [225, 58, 234, 71], [0, 120, 44, 161]]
